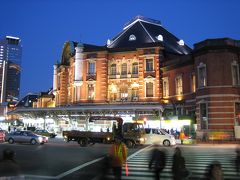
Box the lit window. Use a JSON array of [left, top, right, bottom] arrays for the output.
[[88, 84, 94, 100], [198, 63, 207, 88], [121, 63, 127, 75], [232, 61, 240, 86], [146, 82, 153, 97], [120, 85, 128, 101], [162, 77, 169, 97], [175, 75, 183, 95], [129, 34, 136, 41], [190, 73, 196, 92], [132, 88, 139, 99], [88, 61, 95, 75], [110, 64, 116, 75], [200, 103, 208, 129], [132, 62, 138, 74], [146, 59, 153, 71]]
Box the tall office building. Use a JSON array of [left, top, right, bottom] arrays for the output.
[[0, 36, 22, 103]]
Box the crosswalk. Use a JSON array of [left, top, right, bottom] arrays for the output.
[[105, 145, 240, 180]]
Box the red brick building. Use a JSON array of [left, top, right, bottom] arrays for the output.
[[41, 16, 240, 139]]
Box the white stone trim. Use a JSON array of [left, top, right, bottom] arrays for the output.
[[196, 94, 240, 99], [139, 21, 155, 42]]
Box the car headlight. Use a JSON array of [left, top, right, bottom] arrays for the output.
[[38, 137, 43, 142], [139, 137, 145, 142], [64, 135, 67, 139]]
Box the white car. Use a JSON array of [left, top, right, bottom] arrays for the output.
[[145, 128, 176, 146]]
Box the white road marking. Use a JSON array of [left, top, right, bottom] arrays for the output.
[[24, 174, 57, 179], [56, 156, 104, 179]]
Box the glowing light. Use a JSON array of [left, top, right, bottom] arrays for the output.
[[178, 40, 184, 46], [111, 84, 117, 93], [157, 35, 163, 41], [132, 82, 139, 88], [176, 96, 183, 101], [163, 99, 169, 103]]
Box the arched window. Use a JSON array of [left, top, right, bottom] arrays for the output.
[[129, 34, 136, 41], [110, 64, 116, 75], [132, 62, 138, 74]]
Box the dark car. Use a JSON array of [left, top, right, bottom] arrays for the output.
[[34, 129, 57, 138]]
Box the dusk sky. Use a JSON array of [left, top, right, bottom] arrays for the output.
[[1, 0, 240, 99]]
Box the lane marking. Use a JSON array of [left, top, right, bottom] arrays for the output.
[[56, 156, 104, 179], [24, 174, 57, 179]]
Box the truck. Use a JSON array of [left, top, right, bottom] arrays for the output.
[[62, 116, 146, 148]]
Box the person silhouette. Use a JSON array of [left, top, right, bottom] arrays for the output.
[[149, 144, 166, 180], [0, 148, 22, 178], [205, 161, 223, 180], [172, 147, 189, 180]]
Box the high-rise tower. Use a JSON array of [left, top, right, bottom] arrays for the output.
[[0, 36, 22, 103]]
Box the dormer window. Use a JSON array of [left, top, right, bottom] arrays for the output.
[[178, 40, 185, 46], [107, 39, 111, 46], [129, 34, 136, 41], [157, 35, 163, 41]]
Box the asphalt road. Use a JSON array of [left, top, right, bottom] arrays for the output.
[[1, 138, 239, 180], [0, 138, 146, 180]]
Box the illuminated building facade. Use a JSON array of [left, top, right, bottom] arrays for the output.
[[48, 16, 240, 139], [0, 36, 22, 103], [53, 17, 191, 107]]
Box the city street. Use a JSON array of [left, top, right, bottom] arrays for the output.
[[0, 137, 145, 180], [0, 138, 239, 179]]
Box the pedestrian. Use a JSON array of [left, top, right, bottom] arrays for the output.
[[149, 144, 166, 180], [0, 148, 22, 178], [205, 161, 223, 180], [179, 130, 185, 145], [109, 136, 128, 180], [172, 147, 190, 180], [236, 147, 240, 175]]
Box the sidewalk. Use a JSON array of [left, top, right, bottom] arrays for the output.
[[176, 139, 240, 146]]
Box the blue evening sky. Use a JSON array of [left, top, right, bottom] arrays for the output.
[[1, 0, 239, 98]]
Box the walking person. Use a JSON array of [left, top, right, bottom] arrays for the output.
[[179, 130, 185, 145], [109, 136, 128, 180], [149, 144, 166, 180], [172, 147, 190, 180]]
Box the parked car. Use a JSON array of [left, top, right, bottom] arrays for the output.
[[145, 128, 176, 146], [5, 131, 48, 145], [34, 129, 57, 138]]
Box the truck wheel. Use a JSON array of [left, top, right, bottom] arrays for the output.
[[126, 140, 134, 148], [78, 138, 88, 147]]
